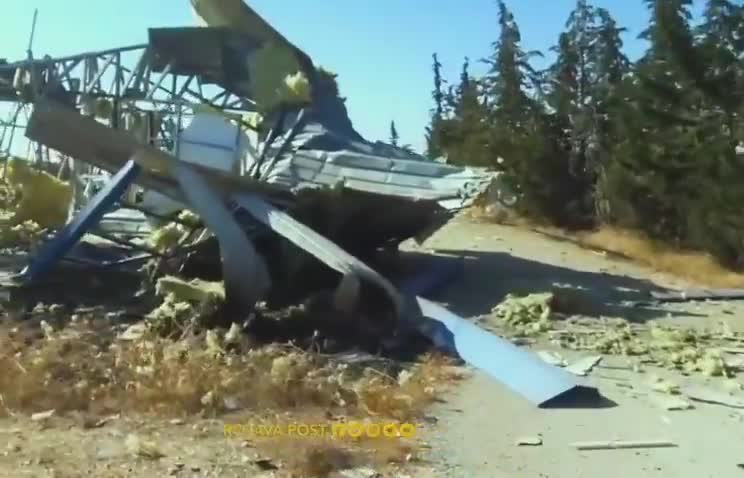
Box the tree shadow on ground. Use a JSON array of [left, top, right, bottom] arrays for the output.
[[417, 249, 702, 323]]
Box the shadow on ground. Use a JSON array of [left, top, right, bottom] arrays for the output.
[[426, 249, 700, 323]]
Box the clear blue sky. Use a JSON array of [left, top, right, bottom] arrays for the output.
[[1, 0, 705, 154]]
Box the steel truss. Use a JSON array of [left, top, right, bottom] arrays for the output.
[[0, 39, 258, 160]]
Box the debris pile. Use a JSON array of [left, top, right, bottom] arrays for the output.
[[487, 291, 744, 380]]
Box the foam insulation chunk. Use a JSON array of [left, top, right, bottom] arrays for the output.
[[5, 157, 72, 229], [155, 276, 225, 304], [491, 293, 553, 335], [148, 210, 200, 252]]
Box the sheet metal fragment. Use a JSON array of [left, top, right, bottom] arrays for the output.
[[413, 297, 599, 407], [173, 162, 269, 310], [232, 192, 404, 317]]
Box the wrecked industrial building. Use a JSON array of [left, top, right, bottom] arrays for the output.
[[0, 0, 596, 409]]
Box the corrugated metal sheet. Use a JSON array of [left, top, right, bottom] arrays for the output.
[[252, 111, 498, 210]]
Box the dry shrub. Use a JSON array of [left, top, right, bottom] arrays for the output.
[[0, 305, 466, 475], [0, 312, 463, 419], [571, 226, 744, 288], [465, 204, 744, 288]]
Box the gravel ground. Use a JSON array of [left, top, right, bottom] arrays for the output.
[[415, 217, 744, 478]]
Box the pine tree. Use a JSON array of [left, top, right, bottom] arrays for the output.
[[443, 58, 492, 166], [697, 0, 744, 132], [389, 120, 399, 147], [425, 53, 447, 159], [543, 1, 629, 221], [589, 8, 630, 220], [484, 0, 542, 128], [431, 53, 445, 121]]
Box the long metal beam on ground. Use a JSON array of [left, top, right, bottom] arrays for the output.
[[396, 254, 601, 407], [413, 297, 600, 408]]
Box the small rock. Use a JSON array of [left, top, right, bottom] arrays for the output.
[[169, 419, 185, 426], [31, 409, 56, 422], [516, 436, 543, 446], [39, 320, 54, 339], [648, 393, 693, 411], [254, 459, 278, 471], [200, 391, 217, 407], [397, 370, 414, 386], [49, 304, 64, 315], [650, 377, 680, 395], [125, 434, 165, 460], [223, 396, 241, 411], [224, 323, 242, 345], [338, 467, 381, 478]]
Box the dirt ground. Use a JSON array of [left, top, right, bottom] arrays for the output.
[[415, 216, 744, 478], [2, 215, 744, 477]]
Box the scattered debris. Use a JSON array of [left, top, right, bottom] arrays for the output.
[[253, 458, 279, 471], [125, 434, 166, 460], [337, 467, 382, 478], [118, 322, 148, 341], [571, 440, 677, 450], [648, 393, 694, 411], [490, 293, 553, 336], [565, 355, 603, 376], [155, 276, 225, 304], [649, 377, 681, 395], [536, 350, 567, 367], [683, 385, 744, 409], [30, 409, 55, 422], [516, 436, 543, 446]]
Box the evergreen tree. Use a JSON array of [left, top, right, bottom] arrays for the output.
[[431, 53, 445, 121], [484, 0, 542, 128], [425, 53, 447, 159], [441, 58, 492, 166], [389, 120, 399, 146], [544, 1, 629, 221], [417, 0, 744, 265]]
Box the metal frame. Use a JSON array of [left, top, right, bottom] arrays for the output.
[[0, 43, 260, 160]]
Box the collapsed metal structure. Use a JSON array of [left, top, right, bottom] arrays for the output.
[[0, 0, 600, 408]]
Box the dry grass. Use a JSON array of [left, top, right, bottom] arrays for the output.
[[0, 308, 465, 475], [466, 203, 744, 288], [564, 226, 744, 288]]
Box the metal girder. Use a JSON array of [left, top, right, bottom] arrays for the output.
[[19, 159, 142, 282], [0, 43, 255, 115]]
